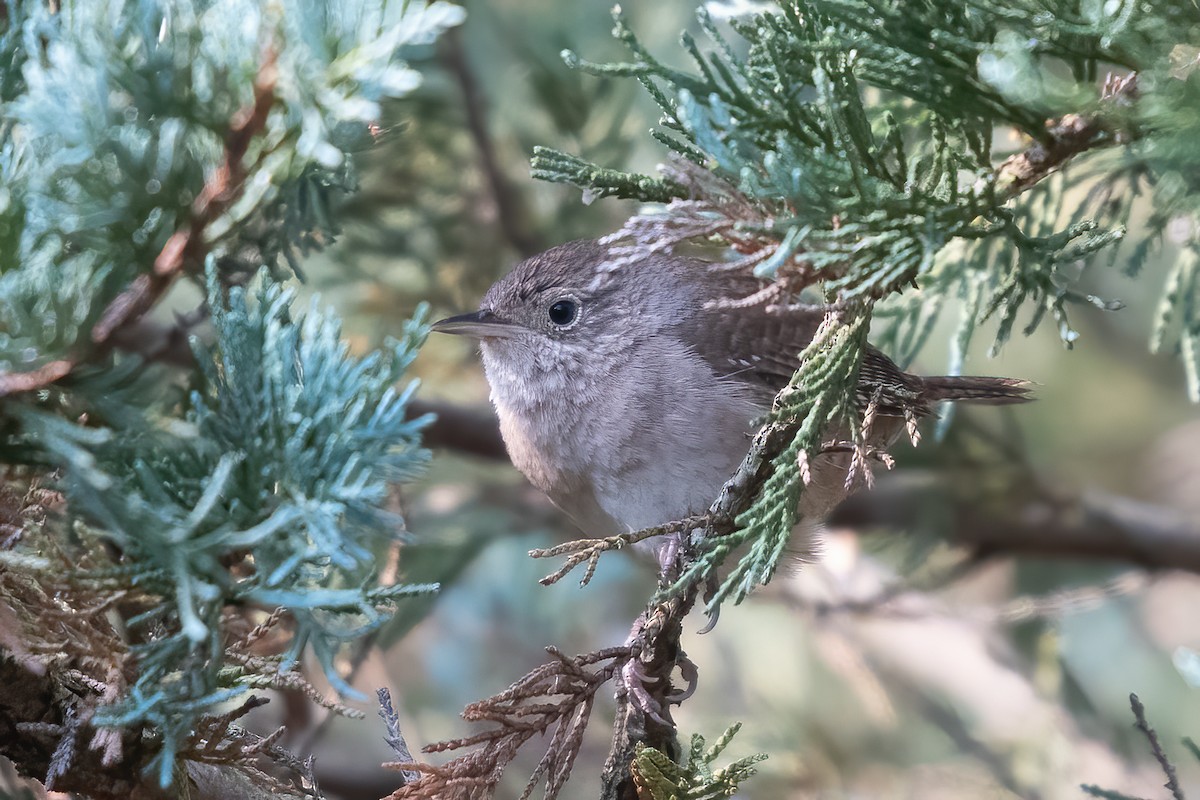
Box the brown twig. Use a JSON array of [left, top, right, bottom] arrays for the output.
[[0, 360, 74, 395], [995, 71, 1138, 198], [1129, 693, 1185, 800], [103, 311, 509, 461], [600, 588, 700, 800], [108, 306, 211, 369], [828, 472, 1200, 576], [406, 398, 508, 461], [529, 516, 706, 587]]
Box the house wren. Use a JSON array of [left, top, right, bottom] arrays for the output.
[[432, 239, 1029, 544]]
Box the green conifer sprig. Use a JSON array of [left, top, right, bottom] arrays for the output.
[[537, 4, 1157, 314], [630, 723, 767, 800], [677, 309, 869, 607]]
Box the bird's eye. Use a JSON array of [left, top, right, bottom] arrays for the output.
[[547, 298, 579, 327]]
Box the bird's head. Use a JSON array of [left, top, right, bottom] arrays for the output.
[[432, 240, 703, 388]]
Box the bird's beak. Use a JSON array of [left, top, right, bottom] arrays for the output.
[[430, 309, 517, 339]]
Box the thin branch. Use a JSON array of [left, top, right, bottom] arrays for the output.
[[406, 399, 507, 461], [95, 47, 278, 343], [440, 27, 543, 258], [100, 314, 511, 460], [995, 72, 1138, 198], [1129, 693, 1185, 800], [529, 516, 706, 587], [901, 680, 1042, 800], [108, 306, 211, 369], [828, 472, 1200, 575]]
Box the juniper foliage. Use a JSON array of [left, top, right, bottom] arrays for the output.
[[532, 0, 1200, 607], [59, 270, 437, 784], [629, 723, 767, 800], [0, 0, 463, 788]]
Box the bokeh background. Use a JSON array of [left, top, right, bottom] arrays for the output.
[[241, 2, 1200, 798]]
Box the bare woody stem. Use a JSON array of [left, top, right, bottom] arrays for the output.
[[599, 588, 701, 800], [995, 72, 1138, 198], [597, 422, 795, 799]]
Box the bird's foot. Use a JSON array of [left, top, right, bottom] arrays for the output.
[[620, 651, 700, 726]]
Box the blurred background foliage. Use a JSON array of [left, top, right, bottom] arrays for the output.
[[232, 1, 1200, 799]]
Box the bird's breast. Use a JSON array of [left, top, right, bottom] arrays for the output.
[[482, 336, 763, 536]]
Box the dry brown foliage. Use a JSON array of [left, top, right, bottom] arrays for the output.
[[385, 645, 631, 800]]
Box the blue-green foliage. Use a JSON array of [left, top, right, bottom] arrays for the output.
[[0, 0, 464, 785], [16, 285, 437, 785], [0, 0, 464, 377], [35, 270, 434, 784]]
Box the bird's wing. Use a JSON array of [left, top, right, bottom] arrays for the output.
[[679, 302, 819, 403], [680, 300, 929, 416]]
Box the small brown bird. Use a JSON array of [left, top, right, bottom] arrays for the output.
[[433, 239, 1029, 547]]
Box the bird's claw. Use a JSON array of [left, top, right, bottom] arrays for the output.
[[665, 654, 699, 703], [697, 576, 721, 634], [622, 658, 672, 726], [620, 651, 700, 724]]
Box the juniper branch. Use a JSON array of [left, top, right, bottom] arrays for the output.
[[530, 146, 685, 203], [0, 49, 279, 398]]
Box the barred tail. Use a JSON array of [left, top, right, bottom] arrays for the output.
[[919, 375, 1034, 405]]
